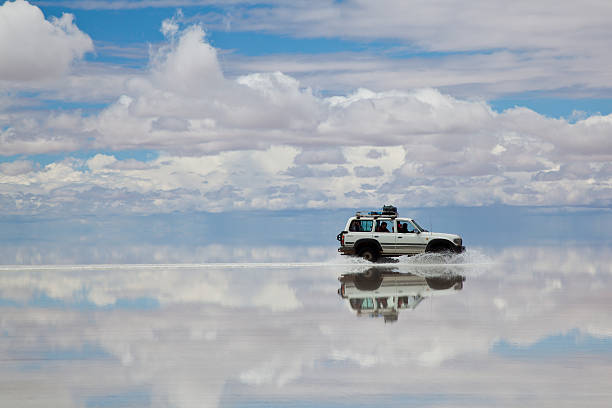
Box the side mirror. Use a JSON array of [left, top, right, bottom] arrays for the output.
[[415, 230, 421, 234]]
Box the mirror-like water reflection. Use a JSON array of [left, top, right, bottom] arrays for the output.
[[339, 267, 465, 322], [1, 246, 611, 407]]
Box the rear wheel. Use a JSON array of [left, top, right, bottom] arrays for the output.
[[354, 269, 382, 290], [358, 247, 379, 262]]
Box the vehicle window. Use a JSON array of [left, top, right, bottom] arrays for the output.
[[412, 219, 427, 232], [349, 220, 373, 232], [397, 296, 421, 308], [349, 298, 374, 310], [375, 219, 394, 233], [376, 297, 390, 309], [397, 220, 417, 233]]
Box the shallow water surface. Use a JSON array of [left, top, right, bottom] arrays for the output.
[[1, 247, 611, 407]]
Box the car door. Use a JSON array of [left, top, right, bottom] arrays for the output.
[[395, 219, 427, 254], [373, 218, 397, 254]]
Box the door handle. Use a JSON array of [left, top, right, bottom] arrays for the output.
[[373, 235, 379, 238], [398, 236, 403, 238]]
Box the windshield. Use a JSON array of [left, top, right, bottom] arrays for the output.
[[412, 220, 427, 232]]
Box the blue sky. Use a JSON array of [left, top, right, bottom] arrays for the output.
[[32, 2, 612, 117], [1, 0, 611, 216]]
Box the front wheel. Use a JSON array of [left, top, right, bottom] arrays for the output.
[[426, 276, 460, 290], [359, 247, 380, 262], [425, 242, 454, 253]]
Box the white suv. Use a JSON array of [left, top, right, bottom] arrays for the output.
[[337, 206, 465, 261]]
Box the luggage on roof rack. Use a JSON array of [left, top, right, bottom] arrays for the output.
[[354, 205, 398, 218], [381, 205, 398, 216]]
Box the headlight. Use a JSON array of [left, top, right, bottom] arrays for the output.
[[453, 238, 462, 246]]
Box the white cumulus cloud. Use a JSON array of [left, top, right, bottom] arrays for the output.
[[0, 0, 93, 81], [1, 21, 611, 213]]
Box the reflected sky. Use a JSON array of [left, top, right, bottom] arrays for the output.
[[1, 247, 611, 407]]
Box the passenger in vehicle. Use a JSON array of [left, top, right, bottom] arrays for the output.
[[376, 297, 388, 308], [349, 220, 361, 232], [399, 222, 413, 233], [376, 221, 390, 233], [349, 299, 362, 310]]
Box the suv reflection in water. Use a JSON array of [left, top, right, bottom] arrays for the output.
[[338, 267, 465, 323]]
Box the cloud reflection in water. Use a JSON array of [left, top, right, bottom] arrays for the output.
[[0, 246, 610, 407]]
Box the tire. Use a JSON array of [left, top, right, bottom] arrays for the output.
[[426, 277, 455, 290], [426, 241, 454, 253], [426, 275, 465, 290], [354, 270, 383, 290], [358, 246, 379, 262]]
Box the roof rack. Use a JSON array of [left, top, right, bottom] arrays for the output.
[[355, 205, 398, 219]]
